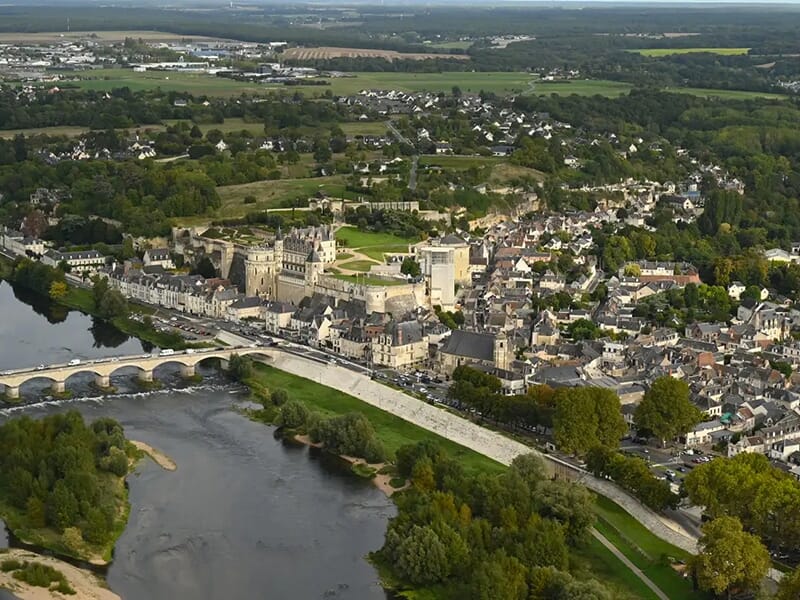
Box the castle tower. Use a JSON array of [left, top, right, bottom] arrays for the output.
[[244, 247, 275, 298], [305, 248, 324, 288], [493, 330, 510, 372]]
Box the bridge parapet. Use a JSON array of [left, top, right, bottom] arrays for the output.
[[0, 347, 273, 400]]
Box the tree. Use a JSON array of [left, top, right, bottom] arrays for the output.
[[49, 281, 68, 301], [470, 552, 528, 600], [553, 387, 625, 455], [276, 400, 309, 429], [97, 289, 128, 320], [61, 527, 84, 555], [270, 388, 289, 406], [691, 516, 769, 598], [227, 354, 253, 381], [400, 257, 421, 277], [566, 318, 600, 340], [775, 568, 800, 600], [634, 377, 702, 444], [395, 525, 451, 585]]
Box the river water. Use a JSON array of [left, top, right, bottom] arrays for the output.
[[0, 281, 396, 600]]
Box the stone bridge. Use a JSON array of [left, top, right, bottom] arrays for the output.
[[0, 347, 269, 399]]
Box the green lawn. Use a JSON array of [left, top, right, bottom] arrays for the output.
[[594, 496, 709, 600], [339, 121, 388, 136], [249, 364, 504, 474], [630, 47, 750, 57], [666, 86, 787, 100], [335, 226, 417, 251], [572, 536, 661, 600], [361, 245, 411, 262], [0, 123, 166, 139], [333, 273, 407, 286], [528, 79, 633, 97], [338, 259, 379, 271]]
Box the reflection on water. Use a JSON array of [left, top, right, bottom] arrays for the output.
[[0, 280, 144, 371]]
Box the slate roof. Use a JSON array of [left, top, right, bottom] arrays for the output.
[[439, 330, 495, 361]]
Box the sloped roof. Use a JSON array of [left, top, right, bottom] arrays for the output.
[[439, 330, 494, 361]]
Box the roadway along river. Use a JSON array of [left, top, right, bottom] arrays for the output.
[[0, 281, 396, 600]]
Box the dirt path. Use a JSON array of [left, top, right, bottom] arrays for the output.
[[333, 248, 378, 274], [591, 529, 669, 600]]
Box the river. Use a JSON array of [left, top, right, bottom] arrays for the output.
[[0, 281, 396, 600]]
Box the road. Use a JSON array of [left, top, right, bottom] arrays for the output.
[[385, 120, 418, 190], [591, 529, 669, 600], [408, 155, 418, 190]]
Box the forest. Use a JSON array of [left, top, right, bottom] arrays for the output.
[[0, 411, 136, 560]]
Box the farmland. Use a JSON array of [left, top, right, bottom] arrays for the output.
[[666, 86, 787, 100], [528, 79, 634, 97], [630, 47, 750, 57], [283, 46, 468, 62]]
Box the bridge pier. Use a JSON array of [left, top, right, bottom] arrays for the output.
[[3, 385, 19, 400], [138, 369, 154, 383], [180, 364, 196, 378], [51, 381, 66, 394], [95, 374, 111, 389], [219, 358, 230, 371]]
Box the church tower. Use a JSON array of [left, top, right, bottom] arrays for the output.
[[493, 330, 510, 372]]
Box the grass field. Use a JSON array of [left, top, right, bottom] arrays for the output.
[[249, 364, 504, 474], [338, 259, 379, 271], [572, 537, 661, 600], [425, 40, 473, 50], [163, 117, 267, 135], [420, 155, 504, 169], [360, 245, 410, 262], [631, 47, 750, 57], [52, 68, 271, 97], [214, 175, 351, 219], [594, 496, 709, 600], [35, 69, 535, 97], [335, 226, 417, 252], [666, 86, 787, 100], [0, 123, 167, 139], [339, 121, 388, 136], [528, 79, 633, 97]]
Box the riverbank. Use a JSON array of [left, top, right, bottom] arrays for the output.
[[292, 434, 405, 497], [0, 549, 119, 600], [131, 440, 177, 471]]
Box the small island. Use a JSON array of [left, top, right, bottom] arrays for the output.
[[0, 411, 139, 564]]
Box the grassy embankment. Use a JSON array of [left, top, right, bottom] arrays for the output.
[[245, 363, 697, 599]]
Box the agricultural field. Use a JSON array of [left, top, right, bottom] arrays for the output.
[[283, 46, 468, 62], [528, 79, 634, 97], [0, 30, 234, 43], [325, 71, 534, 95], [50, 68, 270, 96], [425, 40, 473, 50], [630, 47, 750, 57], [666, 86, 787, 100], [0, 123, 167, 139]]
